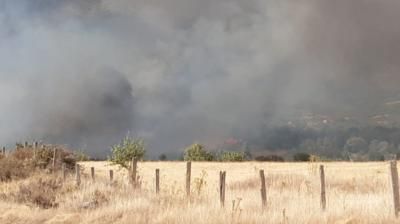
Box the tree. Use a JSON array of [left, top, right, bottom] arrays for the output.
[[219, 151, 245, 162], [109, 136, 146, 168], [184, 143, 214, 161]]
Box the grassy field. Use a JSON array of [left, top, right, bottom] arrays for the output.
[[0, 161, 398, 224]]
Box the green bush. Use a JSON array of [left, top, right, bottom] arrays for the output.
[[293, 153, 311, 162], [220, 151, 245, 162], [109, 136, 146, 168], [184, 143, 214, 161]]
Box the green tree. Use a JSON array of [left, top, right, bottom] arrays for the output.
[[109, 136, 146, 168], [219, 151, 245, 162], [184, 143, 214, 161]]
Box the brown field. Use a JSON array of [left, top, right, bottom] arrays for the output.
[[0, 161, 399, 224]]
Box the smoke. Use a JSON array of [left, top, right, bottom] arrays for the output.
[[1, 0, 400, 156]]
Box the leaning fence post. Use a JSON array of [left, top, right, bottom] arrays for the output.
[[259, 169, 267, 209], [109, 170, 114, 183], [219, 171, 226, 207], [131, 158, 138, 187], [320, 165, 327, 211], [62, 163, 66, 182], [91, 167, 95, 182], [390, 160, 400, 217], [186, 161, 191, 197], [75, 164, 81, 186], [156, 169, 160, 194]]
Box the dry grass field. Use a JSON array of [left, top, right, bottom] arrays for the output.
[[0, 161, 399, 224]]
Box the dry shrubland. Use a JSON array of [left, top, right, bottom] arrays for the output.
[[0, 159, 399, 224], [0, 144, 77, 182]]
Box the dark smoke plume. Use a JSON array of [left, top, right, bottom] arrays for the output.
[[1, 0, 400, 156]]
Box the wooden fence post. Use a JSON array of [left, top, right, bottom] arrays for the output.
[[109, 170, 114, 183], [33, 142, 37, 159], [2, 147, 5, 156], [156, 169, 160, 194], [52, 148, 57, 172], [320, 165, 326, 211], [75, 164, 81, 186], [62, 163, 66, 182], [91, 167, 95, 182], [390, 160, 400, 217], [131, 158, 138, 187], [33, 147, 36, 160], [186, 161, 191, 197], [219, 171, 226, 207], [260, 169, 267, 209]]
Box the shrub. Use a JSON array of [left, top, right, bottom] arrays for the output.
[[109, 136, 146, 168], [12, 149, 34, 160], [193, 170, 208, 195], [159, 154, 167, 161], [0, 157, 32, 181], [293, 153, 311, 162], [0, 144, 77, 182], [220, 151, 245, 162], [16, 177, 63, 209], [33, 146, 77, 170], [184, 143, 214, 161], [255, 155, 284, 162]]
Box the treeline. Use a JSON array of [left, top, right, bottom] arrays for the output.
[[246, 125, 400, 161], [102, 125, 400, 162]]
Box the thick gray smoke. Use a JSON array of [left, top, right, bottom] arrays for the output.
[[1, 0, 400, 156]]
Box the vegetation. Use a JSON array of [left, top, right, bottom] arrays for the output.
[[158, 154, 167, 161], [109, 136, 146, 168], [248, 125, 400, 161], [0, 157, 31, 181], [293, 153, 311, 162], [16, 177, 63, 209], [0, 161, 396, 223], [219, 151, 245, 162], [254, 155, 284, 162], [0, 144, 77, 182], [75, 149, 91, 161], [183, 143, 214, 161]]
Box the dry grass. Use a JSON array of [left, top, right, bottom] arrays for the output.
[[0, 161, 399, 223]]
